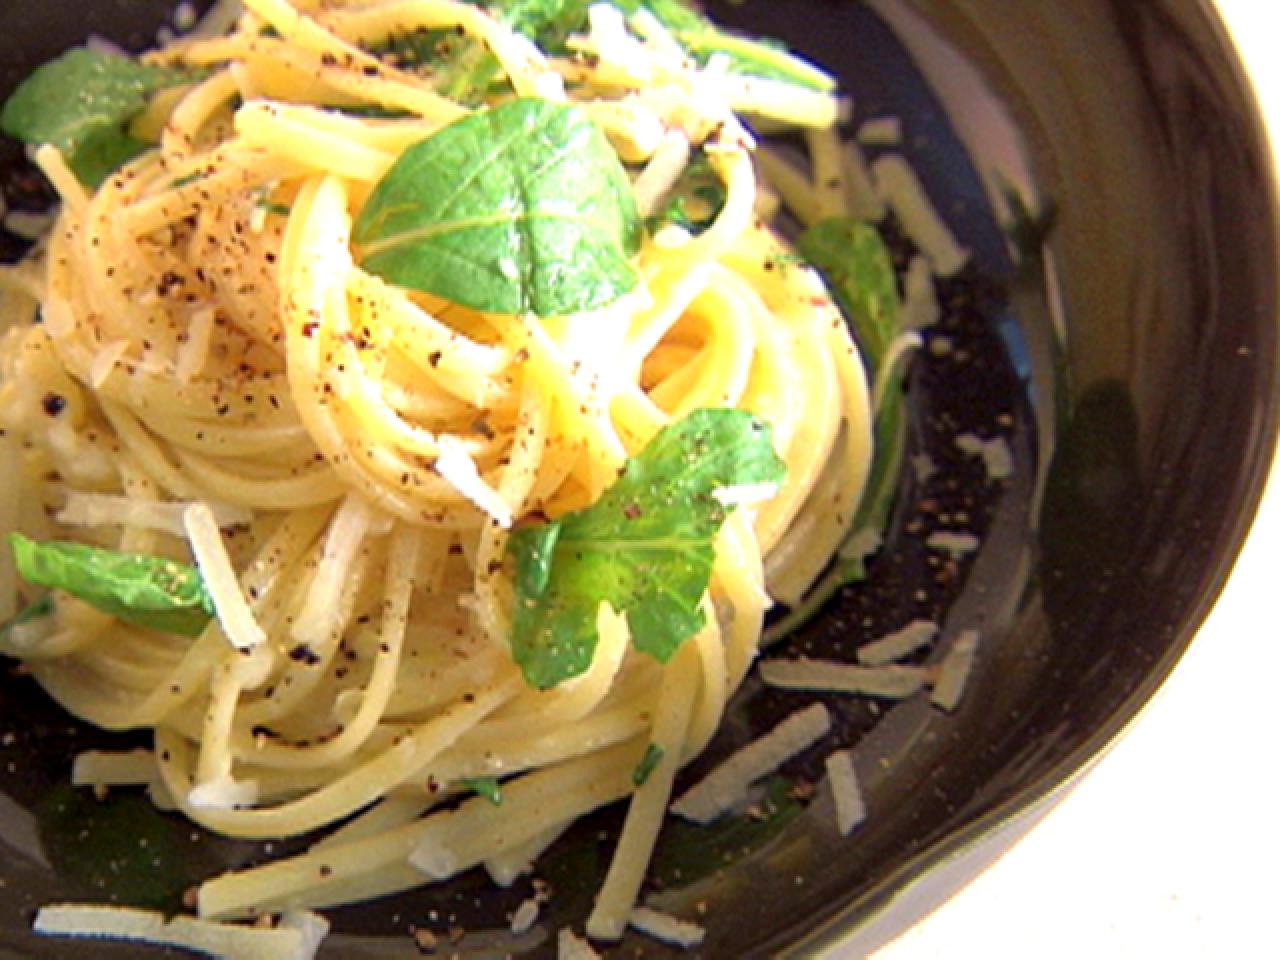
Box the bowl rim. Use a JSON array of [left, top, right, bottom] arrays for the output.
[[787, 0, 1280, 953]]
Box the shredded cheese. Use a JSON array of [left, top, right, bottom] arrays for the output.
[[289, 493, 373, 647], [872, 154, 970, 277], [176, 306, 217, 382], [825, 749, 866, 836], [174, 1, 199, 32], [857, 620, 939, 666], [510, 897, 540, 936], [33, 904, 329, 960], [857, 116, 903, 146], [71, 749, 157, 788], [902, 254, 941, 330], [183, 502, 267, 651], [188, 774, 261, 810], [671, 703, 831, 824], [843, 139, 886, 222], [711, 481, 780, 507], [631, 129, 692, 218], [955, 431, 1015, 481], [760, 659, 930, 699], [89, 339, 130, 388], [485, 822, 569, 888], [931, 630, 980, 712], [434, 436, 514, 529], [557, 928, 602, 960], [409, 839, 460, 880], [925, 531, 981, 556], [628, 907, 706, 948]]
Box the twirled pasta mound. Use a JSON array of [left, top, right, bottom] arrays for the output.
[[0, 0, 872, 936]]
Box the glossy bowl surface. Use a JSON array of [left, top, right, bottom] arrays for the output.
[[1, 1, 1276, 957]]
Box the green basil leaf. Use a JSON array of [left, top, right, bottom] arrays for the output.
[[509, 522, 561, 599], [646, 150, 726, 236], [798, 218, 900, 367], [0, 48, 201, 187], [9, 533, 214, 637], [353, 97, 640, 317], [632, 743, 665, 786], [507, 408, 786, 689]]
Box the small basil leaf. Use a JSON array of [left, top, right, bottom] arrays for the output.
[[460, 777, 504, 805], [632, 743, 665, 786], [0, 48, 201, 187], [353, 98, 641, 318], [508, 408, 786, 689], [9, 534, 214, 637]]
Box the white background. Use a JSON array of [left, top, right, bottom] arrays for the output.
[[869, 2, 1280, 957]]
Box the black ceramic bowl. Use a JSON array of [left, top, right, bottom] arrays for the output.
[[1, 2, 1277, 958]]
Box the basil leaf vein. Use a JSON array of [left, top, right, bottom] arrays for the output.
[[353, 97, 640, 318]]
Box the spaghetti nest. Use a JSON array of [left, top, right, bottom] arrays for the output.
[[0, 0, 871, 936]]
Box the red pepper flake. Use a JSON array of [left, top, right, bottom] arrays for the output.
[[288, 644, 321, 666]]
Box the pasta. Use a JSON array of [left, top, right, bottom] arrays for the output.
[[0, 0, 896, 943]]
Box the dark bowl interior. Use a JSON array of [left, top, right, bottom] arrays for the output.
[[1, 1, 1277, 957]]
